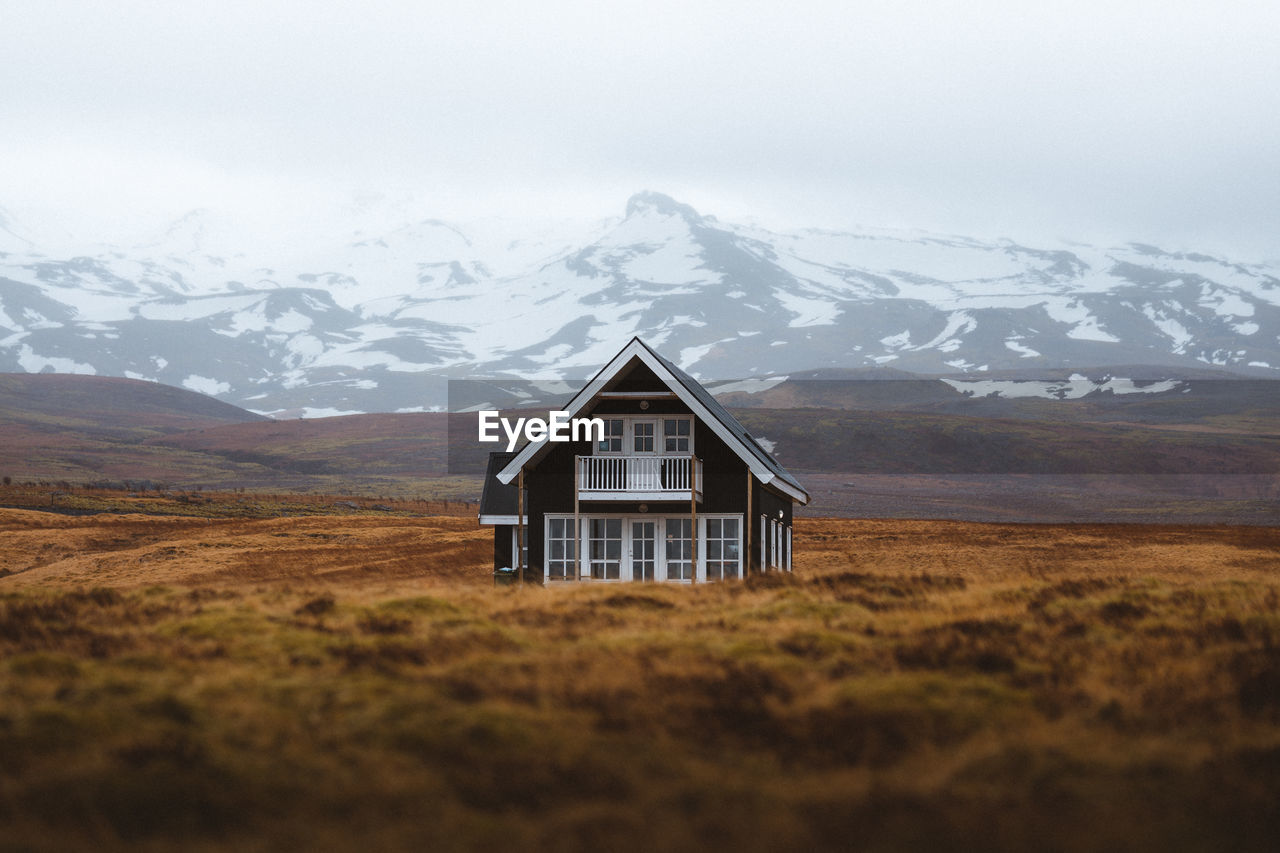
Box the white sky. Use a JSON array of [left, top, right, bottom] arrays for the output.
[[3, 0, 1278, 258]]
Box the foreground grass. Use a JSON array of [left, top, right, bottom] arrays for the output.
[[2, 521, 1280, 851]]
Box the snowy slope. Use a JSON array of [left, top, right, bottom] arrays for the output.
[[1, 192, 1278, 415]]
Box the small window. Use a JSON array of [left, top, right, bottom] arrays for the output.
[[597, 419, 624, 454], [663, 418, 691, 453]]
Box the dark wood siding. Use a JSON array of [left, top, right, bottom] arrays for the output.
[[493, 524, 513, 570], [512, 356, 799, 577], [753, 483, 793, 570]]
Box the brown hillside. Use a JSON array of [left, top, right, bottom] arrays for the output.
[[0, 373, 264, 433]]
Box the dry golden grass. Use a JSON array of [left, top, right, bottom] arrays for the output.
[[2, 509, 1280, 851]]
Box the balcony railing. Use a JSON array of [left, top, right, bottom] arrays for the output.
[[576, 455, 703, 501]]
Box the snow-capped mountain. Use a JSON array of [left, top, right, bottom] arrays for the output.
[[2, 192, 1278, 415]]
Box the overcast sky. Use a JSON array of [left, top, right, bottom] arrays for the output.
[[3, 0, 1278, 258]]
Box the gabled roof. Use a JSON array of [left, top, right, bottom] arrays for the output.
[[496, 337, 808, 504]]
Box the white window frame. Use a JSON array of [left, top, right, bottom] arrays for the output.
[[545, 517, 578, 581], [662, 416, 693, 455], [760, 515, 768, 571], [588, 517, 624, 580], [770, 519, 780, 569], [664, 516, 694, 582], [589, 415, 694, 457], [543, 513, 742, 583], [631, 419, 657, 454], [704, 516, 743, 581], [630, 518, 658, 582], [510, 527, 528, 571], [785, 525, 792, 571], [596, 418, 626, 455]]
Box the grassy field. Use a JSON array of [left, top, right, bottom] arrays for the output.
[[2, 504, 1280, 851]]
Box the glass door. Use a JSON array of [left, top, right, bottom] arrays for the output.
[[629, 419, 658, 491], [663, 518, 693, 581], [588, 518, 622, 579], [629, 520, 656, 581]]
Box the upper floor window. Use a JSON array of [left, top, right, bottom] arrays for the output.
[[589, 416, 694, 456], [664, 418, 691, 453], [597, 418, 624, 454]]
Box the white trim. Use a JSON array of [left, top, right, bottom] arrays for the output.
[[785, 526, 793, 572], [760, 515, 767, 571], [544, 516, 579, 581], [510, 527, 528, 569], [497, 339, 807, 504], [542, 512, 742, 583], [578, 491, 701, 502], [478, 514, 526, 525], [599, 391, 677, 399], [595, 416, 626, 455], [770, 519, 779, 569], [632, 418, 658, 455]]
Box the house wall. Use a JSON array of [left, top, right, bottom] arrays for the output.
[[518, 358, 796, 578], [753, 481, 794, 570], [493, 523, 513, 570]]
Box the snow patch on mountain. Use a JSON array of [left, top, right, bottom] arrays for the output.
[[944, 378, 1184, 400], [2, 192, 1278, 415], [182, 375, 230, 396]]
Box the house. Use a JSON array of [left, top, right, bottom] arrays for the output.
[[478, 337, 808, 583]]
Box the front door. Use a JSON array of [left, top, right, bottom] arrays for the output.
[[629, 520, 656, 581]]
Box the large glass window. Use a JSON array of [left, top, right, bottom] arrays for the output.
[[589, 518, 623, 580], [705, 518, 741, 581], [546, 517, 577, 580], [663, 418, 691, 453], [598, 419, 624, 454], [665, 518, 693, 580]]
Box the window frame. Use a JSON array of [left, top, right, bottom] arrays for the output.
[[704, 516, 742, 581], [588, 415, 694, 457], [631, 419, 657, 454], [543, 513, 742, 583], [588, 517, 624, 580], [663, 417, 693, 454], [596, 418, 625, 455], [509, 527, 528, 572], [545, 517, 578, 581]]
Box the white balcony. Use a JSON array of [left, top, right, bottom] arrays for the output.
[[576, 455, 703, 502]]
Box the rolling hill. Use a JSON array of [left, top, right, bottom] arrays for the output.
[[2, 374, 1278, 522]]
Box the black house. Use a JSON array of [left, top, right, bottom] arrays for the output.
[[478, 338, 808, 583]]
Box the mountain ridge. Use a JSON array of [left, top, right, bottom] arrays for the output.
[[2, 192, 1277, 415]]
